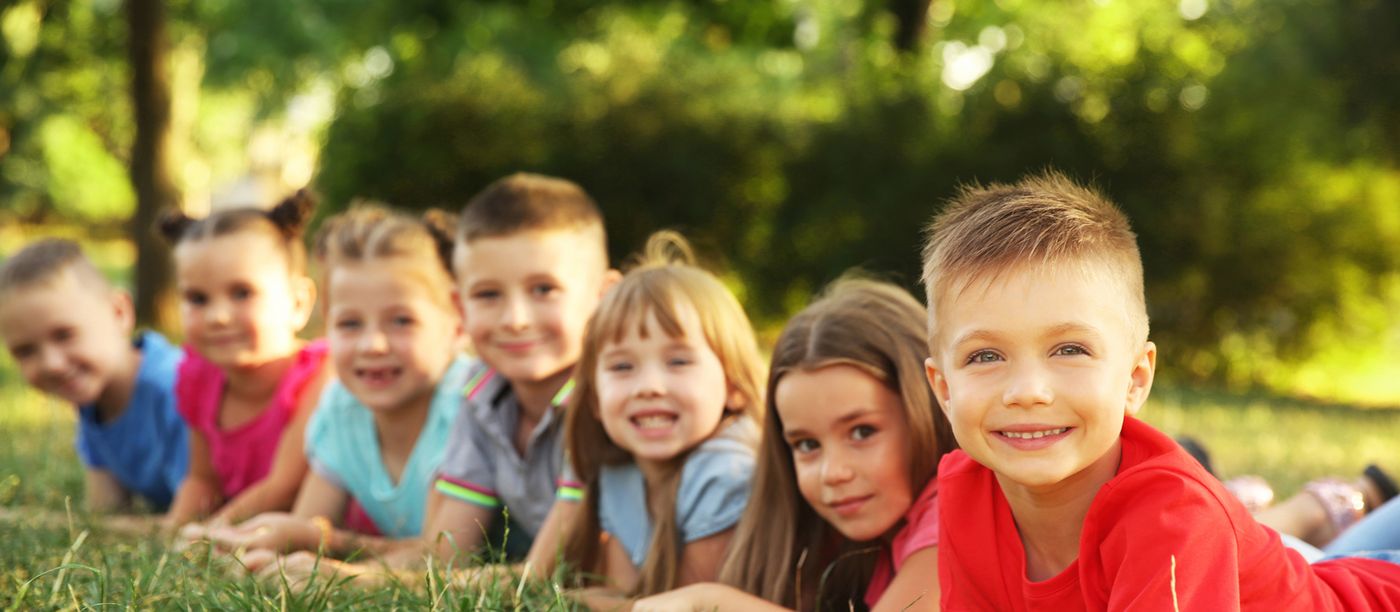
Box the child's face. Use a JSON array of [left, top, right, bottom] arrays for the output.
[[175, 233, 314, 370], [454, 229, 606, 387], [327, 259, 460, 412], [594, 305, 733, 465], [0, 272, 134, 406], [776, 364, 913, 542], [925, 263, 1155, 495]]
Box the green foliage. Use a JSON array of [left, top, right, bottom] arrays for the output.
[[311, 0, 1400, 397]]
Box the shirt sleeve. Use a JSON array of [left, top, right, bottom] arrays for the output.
[[173, 349, 207, 427], [1087, 468, 1243, 612], [555, 459, 583, 503], [676, 444, 755, 543], [433, 402, 501, 509], [897, 486, 940, 562]]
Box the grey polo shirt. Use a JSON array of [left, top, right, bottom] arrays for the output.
[[433, 360, 573, 538]]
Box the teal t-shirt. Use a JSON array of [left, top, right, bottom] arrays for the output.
[[304, 356, 470, 537]]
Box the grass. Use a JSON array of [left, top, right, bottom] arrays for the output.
[[2, 368, 1398, 608]]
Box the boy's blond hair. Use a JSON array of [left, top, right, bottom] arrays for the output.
[[921, 171, 1148, 353], [0, 238, 112, 298]]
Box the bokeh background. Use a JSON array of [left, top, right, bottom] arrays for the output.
[[4, 0, 1399, 405]]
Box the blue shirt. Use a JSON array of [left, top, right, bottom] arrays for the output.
[[74, 331, 188, 510], [305, 356, 470, 538], [598, 418, 757, 568]]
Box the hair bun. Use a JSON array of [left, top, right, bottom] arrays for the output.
[[635, 229, 697, 269], [266, 189, 318, 238], [420, 208, 459, 271], [156, 209, 195, 243]]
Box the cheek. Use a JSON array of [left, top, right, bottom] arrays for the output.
[[793, 463, 824, 506]]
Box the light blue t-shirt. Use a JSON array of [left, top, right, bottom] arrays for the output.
[[74, 331, 187, 510], [597, 418, 757, 569], [304, 356, 470, 538]]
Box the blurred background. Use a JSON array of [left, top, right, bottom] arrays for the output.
[[2, 0, 1399, 406]]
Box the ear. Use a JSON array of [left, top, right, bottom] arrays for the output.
[[724, 383, 747, 412], [597, 268, 622, 298], [1124, 340, 1157, 416], [925, 357, 953, 416], [111, 290, 136, 333], [290, 275, 317, 332]]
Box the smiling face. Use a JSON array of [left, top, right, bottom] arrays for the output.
[[776, 363, 913, 542], [175, 232, 314, 370], [454, 229, 606, 388], [925, 261, 1155, 498], [326, 259, 460, 412], [0, 270, 135, 407], [595, 304, 733, 466]]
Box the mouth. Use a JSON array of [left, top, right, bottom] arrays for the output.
[[355, 366, 403, 387], [827, 494, 873, 518], [495, 339, 539, 353], [629, 410, 679, 434], [995, 426, 1073, 449]]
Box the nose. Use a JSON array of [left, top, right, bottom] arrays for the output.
[[501, 293, 530, 331], [1003, 360, 1054, 409], [821, 445, 856, 486], [632, 361, 666, 398], [207, 296, 232, 324], [360, 326, 389, 354], [37, 344, 67, 375]]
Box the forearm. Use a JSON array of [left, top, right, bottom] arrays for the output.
[[165, 477, 222, 526], [215, 477, 301, 525]]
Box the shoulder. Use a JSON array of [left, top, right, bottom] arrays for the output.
[[675, 420, 758, 541], [136, 331, 183, 375], [429, 357, 475, 422]]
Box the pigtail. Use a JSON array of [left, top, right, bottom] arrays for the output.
[[420, 208, 459, 274], [156, 209, 195, 244], [266, 189, 317, 240]]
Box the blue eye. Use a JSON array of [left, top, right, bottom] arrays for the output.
[[966, 350, 1002, 365], [531, 284, 559, 297], [393, 315, 415, 327], [1054, 344, 1090, 357], [667, 357, 692, 367], [471, 290, 500, 300], [605, 361, 633, 373], [335, 319, 361, 330]]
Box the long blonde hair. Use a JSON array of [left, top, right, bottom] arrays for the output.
[[562, 231, 766, 596], [717, 278, 956, 610]]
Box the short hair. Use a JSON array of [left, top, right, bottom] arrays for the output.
[[0, 238, 111, 298], [158, 189, 316, 274], [456, 173, 606, 247], [313, 204, 458, 307], [921, 171, 1148, 352]]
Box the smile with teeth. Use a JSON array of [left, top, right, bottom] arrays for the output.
[[632, 413, 678, 429], [357, 367, 402, 383], [999, 427, 1069, 439]]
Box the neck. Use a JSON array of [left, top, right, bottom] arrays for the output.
[[223, 347, 301, 403], [1000, 439, 1123, 582], [510, 367, 573, 422], [372, 391, 432, 461], [93, 343, 143, 422]]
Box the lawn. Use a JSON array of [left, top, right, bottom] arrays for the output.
[[2, 367, 1398, 609]]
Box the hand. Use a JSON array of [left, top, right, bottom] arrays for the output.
[[254, 551, 360, 591], [204, 513, 321, 553], [633, 584, 730, 612]]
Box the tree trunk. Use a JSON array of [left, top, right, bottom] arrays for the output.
[[126, 0, 180, 332], [890, 0, 933, 52]]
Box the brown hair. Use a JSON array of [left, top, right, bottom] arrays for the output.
[[562, 230, 766, 596], [0, 238, 111, 298], [158, 189, 317, 274], [457, 173, 605, 244], [717, 277, 955, 609], [921, 171, 1148, 355], [313, 204, 458, 308]]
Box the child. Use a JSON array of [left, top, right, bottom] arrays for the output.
[[247, 173, 621, 582], [201, 205, 471, 553], [636, 279, 955, 611], [922, 172, 1400, 608], [161, 192, 331, 527], [0, 239, 187, 512], [559, 230, 767, 601]]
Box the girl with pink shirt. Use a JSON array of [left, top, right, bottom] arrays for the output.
[[160, 192, 331, 528], [636, 279, 957, 611]]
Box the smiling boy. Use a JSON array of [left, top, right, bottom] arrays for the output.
[[922, 173, 1400, 609]]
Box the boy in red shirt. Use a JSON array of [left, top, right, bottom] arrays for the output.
[[921, 172, 1400, 610]]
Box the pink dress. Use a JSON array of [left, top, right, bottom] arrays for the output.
[[175, 340, 328, 500], [865, 477, 940, 607]]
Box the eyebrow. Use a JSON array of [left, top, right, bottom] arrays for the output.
[[782, 406, 877, 440], [952, 322, 1104, 347]]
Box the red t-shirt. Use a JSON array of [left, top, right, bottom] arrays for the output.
[[938, 416, 1400, 611]]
